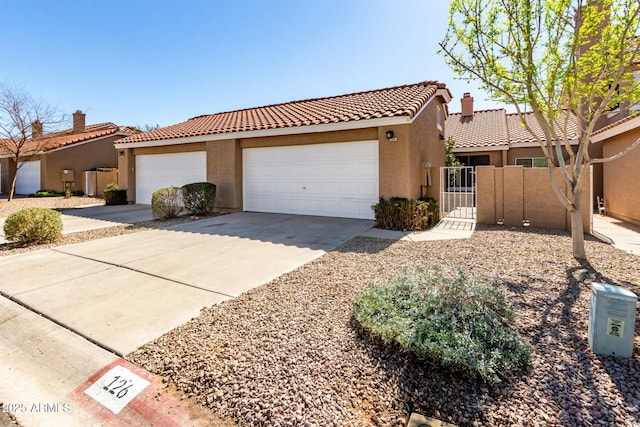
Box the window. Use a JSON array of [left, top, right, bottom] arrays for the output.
[[515, 157, 548, 168], [436, 105, 443, 132], [456, 155, 491, 167]]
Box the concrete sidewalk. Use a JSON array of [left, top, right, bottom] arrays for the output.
[[360, 218, 476, 241], [0, 297, 214, 426], [592, 214, 640, 256]]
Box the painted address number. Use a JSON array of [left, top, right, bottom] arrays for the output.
[[84, 365, 150, 414]]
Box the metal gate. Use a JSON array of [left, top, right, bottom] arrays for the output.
[[440, 166, 476, 219]]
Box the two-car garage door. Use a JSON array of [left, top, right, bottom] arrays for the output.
[[243, 141, 378, 220]]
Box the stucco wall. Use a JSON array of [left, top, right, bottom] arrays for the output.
[[207, 139, 242, 209], [477, 165, 592, 232], [408, 99, 447, 201], [41, 136, 120, 192], [602, 127, 640, 225]]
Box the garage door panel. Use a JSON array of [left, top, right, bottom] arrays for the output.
[[135, 152, 206, 204], [243, 141, 378, 220], [16, 161, 41, 195]]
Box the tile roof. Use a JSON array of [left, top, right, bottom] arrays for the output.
[[446, 109, 579, 150], [117, 81, 450, 144], [445, 109, 509, 149], [592, 112, 640, 135], [506, 111, 578, 144], [0, 123, 138, 155]]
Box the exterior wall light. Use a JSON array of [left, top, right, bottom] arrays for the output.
[[386, 130, 394, 139], [119, 150, 125, 157]]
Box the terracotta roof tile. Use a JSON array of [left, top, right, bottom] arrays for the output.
[[592, 112, 640, 135], [446, 109, 579, 150], [445, 109, 509, 149], [0, 123, 139, 156], [118, 81, 450, 144], [506, 111, 578, 144]]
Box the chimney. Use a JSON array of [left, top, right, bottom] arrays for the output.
[[31, 120, 43, 138], [73, 110, 86, 134], [461, 92, 474, 117]]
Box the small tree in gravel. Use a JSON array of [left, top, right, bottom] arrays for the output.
[[353, 268, 531, 384]]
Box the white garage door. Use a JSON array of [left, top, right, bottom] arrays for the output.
[[15, 160, 41, 195], [135, 152, 206, 204], [243, 141, 378, 220]]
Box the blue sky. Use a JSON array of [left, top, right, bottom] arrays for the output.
[[1, 0, 507, 129]]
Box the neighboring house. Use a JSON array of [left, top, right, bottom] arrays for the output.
[[0, 111, 138, 195], [114, 81, 452, 220], [591, 114, 640, 226], [445, 93, 579, 168]]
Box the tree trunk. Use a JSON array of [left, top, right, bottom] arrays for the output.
[[571, 185, 586, 259], [8, 168, 17, 202]]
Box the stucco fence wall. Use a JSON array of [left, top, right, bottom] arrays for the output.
[[476, 165, 592, 233]]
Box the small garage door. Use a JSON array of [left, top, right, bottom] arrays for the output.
[[15, 160, 41, 195], [135, 152, 206, 204], [243, 141, 378, 219]]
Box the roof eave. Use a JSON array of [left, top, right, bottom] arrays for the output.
[[591, 115, 640, 142], [114, 115, 414, 149]]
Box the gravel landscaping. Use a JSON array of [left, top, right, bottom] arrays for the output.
[[0, 196, 104, 218], [127, 226, 640, 427]]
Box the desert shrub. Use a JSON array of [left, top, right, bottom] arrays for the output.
[[353, 268, 531, 384], [103, 183, 128, 205], [182, 182, 216, 215], [3, 207, 63, 244], [151, 187, 184, 220], [372, 197, 439, 231]]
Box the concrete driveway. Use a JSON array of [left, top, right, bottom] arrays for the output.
[[0, 212, 372, 356]]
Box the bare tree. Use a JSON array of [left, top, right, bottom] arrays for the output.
[[440, 0, 640, 259], [0, 83, 64, 201]]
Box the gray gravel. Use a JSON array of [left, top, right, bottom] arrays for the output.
[[127, 226, 640, 426]]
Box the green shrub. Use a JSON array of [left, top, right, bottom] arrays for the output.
[[29, 190, 62, 197], [182, 182, 216, 215], [353, 269, 531, 384], [3, 207, 63, 244], [103, 183, 128, 205], [151, 187, 183, 220], [29, 189, 86, 198], [372, 197, 439, 231]]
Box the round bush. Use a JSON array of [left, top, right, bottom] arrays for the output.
[[353, 268, 531, 384], [3, 207, 63, 244], [182, 182, 216, 215], [151, 187, 184, 220]]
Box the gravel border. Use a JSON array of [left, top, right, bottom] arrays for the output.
[[128, 226, 640, 426]]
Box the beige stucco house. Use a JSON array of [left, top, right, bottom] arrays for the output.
[[114, 81, 452, 220], [0, 111, 137, 195]]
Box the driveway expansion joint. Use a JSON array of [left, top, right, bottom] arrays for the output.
[[0, 290, 124, 357], [51, 248, 236, 299]]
